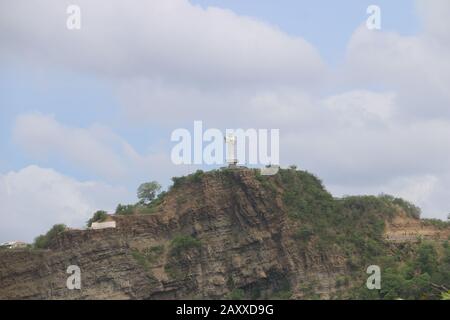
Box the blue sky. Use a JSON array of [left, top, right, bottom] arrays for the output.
[[192, 0, 419, 63], [1, 0, 450, 242]]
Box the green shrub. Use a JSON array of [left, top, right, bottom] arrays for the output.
[[378, 194, 421, 219], [131, 250, 148, 269], [170, 235, 202, 255], [138, 191, 167, 215], [335, 276, 350, 288], [294, 226, 314, 241], [422, 219, 450, 229], [228, 289, 245, 300], [190, 170, 204, 183], [271, 290, 293, 300], [171, 176, 187, 188], [33, 224, 67, 249], [115, 204, 135, 215], [132, 245, 165, 269], [143, 245, 165, 263], [164, 264, 184, 280]]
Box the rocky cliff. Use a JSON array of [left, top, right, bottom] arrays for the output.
[[0, 168, 449, 300]]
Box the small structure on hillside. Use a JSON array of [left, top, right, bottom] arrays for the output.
[[90, 220, 116, 230], [0, 241, 27, 249], [260, 163, 280, 176], [89, 215, 117, 230]]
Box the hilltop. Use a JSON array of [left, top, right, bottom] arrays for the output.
[[0, 167, 449, 299]]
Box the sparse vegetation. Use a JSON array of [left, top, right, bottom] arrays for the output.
[[33, 224, 67, 249], [294, 226, 314, 241], [227, 289, 245, 300], [164, 264, 184, 280], [170, 235, 202, 256], [143, 245, 165, 263], [131, 250, 148, 269], [378, 194, 421, 219], [191, 170, 204, 183], [115, 204, 135, 215], [271, 290, 293, 300], [130, 250, 160, 285], [131, 245, 165, 270], [136, 191, 168, 215], [422, 218, 450, 229], [171, 170, 205, 189]]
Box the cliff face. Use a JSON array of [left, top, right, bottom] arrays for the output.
[[0, 168, 448, 300]]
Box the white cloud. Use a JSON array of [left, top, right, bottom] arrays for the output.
[[0, 165, 131, 243], [0, 0, 325, 87], [416, 0, 450, 44], [323, 90, 396, 126], [345, 24, 450, 119], [13, 112, 197, 187], [13, 113, 128, 180]]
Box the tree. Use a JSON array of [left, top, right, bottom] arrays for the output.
[[115, 204, 134, 215], [33, 224, 67, 249], [415, 242, 438, 276], [137, 181, 161, 205]]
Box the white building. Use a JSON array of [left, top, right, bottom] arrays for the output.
[[0, 241, 28, 249], [90, 221, 116, 230]]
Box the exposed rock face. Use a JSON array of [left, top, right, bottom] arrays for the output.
[[0, 168, 448, 300], [385, 212, 450, 243]]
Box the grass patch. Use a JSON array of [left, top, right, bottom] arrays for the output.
[[227, 289, 245, 300], [170, 235, 202, 256]]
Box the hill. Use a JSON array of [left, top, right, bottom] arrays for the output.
[[0, 167, 449, 299]]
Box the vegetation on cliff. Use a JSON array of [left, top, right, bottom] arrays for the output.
[[33, 224, 67, 249], [25, 166, 450, 300]]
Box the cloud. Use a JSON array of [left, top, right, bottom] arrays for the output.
[[416, 0, 450, 44], [13, 112, 196, 186], [345, 24, 450, 120], [0, 0, 325, 88], [0, 0, 328, 129], [323, 90, 396, 126], [13, 113, 129, 180], [282, 94, 450, 180], [0, 165, 131, 243]]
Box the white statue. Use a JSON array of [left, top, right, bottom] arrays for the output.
[[225, 134, 238, 167]]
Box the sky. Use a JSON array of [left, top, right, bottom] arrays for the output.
[[1, 0, 450, 242]]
